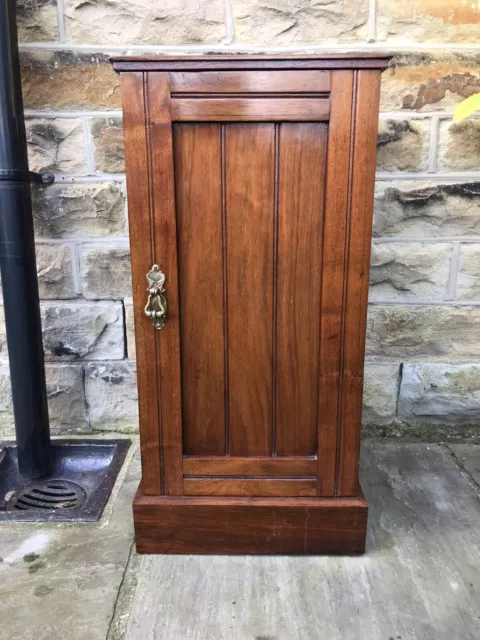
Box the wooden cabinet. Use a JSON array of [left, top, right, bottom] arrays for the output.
[[113, 55, 390, 554]]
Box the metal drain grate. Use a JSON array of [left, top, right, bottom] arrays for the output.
[[6, 479, 87, 512]]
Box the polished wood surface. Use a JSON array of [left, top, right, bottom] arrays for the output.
[[116, 55, 388, 554]]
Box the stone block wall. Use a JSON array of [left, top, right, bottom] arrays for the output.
[[0, 0, 479, 440]]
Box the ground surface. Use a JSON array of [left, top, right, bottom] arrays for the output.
[[1, 442, 479, 640]]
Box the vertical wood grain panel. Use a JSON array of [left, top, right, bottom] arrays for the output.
[[226, 124, 275, 456], [120, 72, 162, 495], [276, 123, 327, 457], [317, 71, 354, 497], [337, 70, 382, 496], [146, 72, 183, 495], [174, 124, 225, 456]]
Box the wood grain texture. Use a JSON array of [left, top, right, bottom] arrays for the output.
[[174, 124, 225, 456], [183, 457, 317, 477], [337, 70, 382, 497], [171, 98, 330, 122], [133, 488, 368, 554], [226, 124, 274, 457], [170, 70, 331, 93], [146, 72, 183, 495], [183, 478, 316, 497], [120, 72, 162, 496], [276, 123, 327, 457]]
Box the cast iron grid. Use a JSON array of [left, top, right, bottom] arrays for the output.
[[6, 479, 87, 512]]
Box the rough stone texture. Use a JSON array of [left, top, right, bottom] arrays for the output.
[[373, 181, 480, 238], [84, 361, 138, 432], [16, 0, 59, 42], [366, 305, 480, 360], [91, 117, 125, 173], [125, 302, 136, 361], [26, 118, 86, 175], [362, 362, 399, 426], [36, 244, 76, 299], [0, 362, 87, 437], [369, 242, 452, 301], [448, 444, 480, 484], [398, 363, 480, 425], [233, 0, 368, 44], [457, 244, 480, 300], [0, 307, 6, 360], [41, 301, 124, 361], [64, 0, 225, 45], [79, 245, 132, 300], [376, 119, 429, 172], [377, 0, 480, 43], [33, 183, 126, 238], [438, 119, 480, 171], [381, 53, 480, 112], [20, 51, 121, 110]]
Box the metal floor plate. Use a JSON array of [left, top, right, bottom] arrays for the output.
[[0, 439, 130, 522]]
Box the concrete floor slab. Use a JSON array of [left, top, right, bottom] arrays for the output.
[[0, 444, 139, 640], [122, 444, 480, 640]]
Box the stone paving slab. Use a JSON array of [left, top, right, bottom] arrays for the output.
[[122, 444, 480, 640], [0, 444, 139, 640], [448, 444, 480, 485]]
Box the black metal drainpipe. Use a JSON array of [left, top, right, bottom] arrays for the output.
[[0, 0, 53, 479]]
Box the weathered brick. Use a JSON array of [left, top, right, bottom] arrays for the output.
[[369, 243, 452, 301], [381, 53, 480, 112], [457, 244, 480, 300], [91, 117, 125, 173], [362, 363, 400, 426], [33, 182, 126, 238], [398, 363, 480, 425], [41, 301, 124, 361], [377, 0, 480, 44], [84, 361, 138, 432], [233, 0, 368, 44], [79, 245, 132, 299], [64, 0, 225, 44], [373, 182, 480, 238], [366, 306, 480, 360], [377, 119, 429, 172], [16, 0, 59, 42], [438, 119, 480, 171], [21, 50, 120, 110], [26, 118, 86, 174]]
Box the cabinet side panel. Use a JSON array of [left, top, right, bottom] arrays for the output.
[[337, 70, 382, 496], [120, 72, 162, 495], [226, 124, 275, 457], [276, 123, 327, 457], [174, 124, 226, 456]]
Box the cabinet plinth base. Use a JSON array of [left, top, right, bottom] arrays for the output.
[[133, 483, 368, 555]]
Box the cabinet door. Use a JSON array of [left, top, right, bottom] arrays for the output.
[[121, 68, 380, 498]]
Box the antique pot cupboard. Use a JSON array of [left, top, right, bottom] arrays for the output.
[[112, 55, 390, 554]]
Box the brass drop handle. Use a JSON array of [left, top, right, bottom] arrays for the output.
[[144, 264, 167, 329]]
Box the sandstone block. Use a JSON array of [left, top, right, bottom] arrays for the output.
[[16, 0, 59, 42], [373, 181, 480, 238], [369, 243, 452, 301], [366, 306, 480, 360], [362, 362, 400, 426], [64, 0, 225, 45], [79, 245, 132, 300], [41, 301, 124, 360], [457, 244, 480, 300], [381, 53, 480, 112], [36, 244, 76, 299], [233, 0, 368, 44], [26, 118, 86, 175], [33, 182, 126, 238], [398, 363, 480, 425], [0, 307, 6, 360], [84, 361, 138, 432], [377, 119, 429, 172], [21, 50, 120, 110], [125, 302, 136, 361], [438, 119, 480, 171], [0, 361, 13, 438], [91, 118, 125, 173], [377, 0, 480, 44]]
